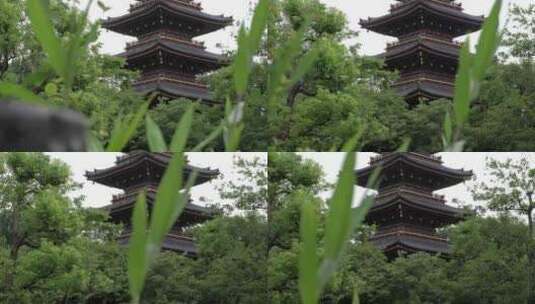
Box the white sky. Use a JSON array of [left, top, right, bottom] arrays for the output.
[[82, 0, 532, 56], [46, 153, 266, 209], [299, 153, 535, 210]]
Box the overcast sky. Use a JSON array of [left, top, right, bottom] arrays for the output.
[[300, 153, 535, 210], [47, 153, 266, 209], [84, 0, 532, 56]]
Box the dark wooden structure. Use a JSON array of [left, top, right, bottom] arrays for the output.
[[356, 153, 472, 258], [102, 0, 233, 104], [360, 0, 484, 105], [86, 152, 219, 256]]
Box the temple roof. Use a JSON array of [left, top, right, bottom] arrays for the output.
[[355, 153, 472, 191], [118, 233, 198, 256], [385, 37, 461, 62], [393, 78, 454, 100], [102, 188, 217, 221], [359, 0, 484, 38], [134, 77, 215, 103], [102, 0, 233, 38], [122, 37, 227, 65], [368, 188, 468, 219], [85, 152, 219, 189], [370, 232, 451, 255]]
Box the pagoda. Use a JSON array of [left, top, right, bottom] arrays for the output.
[[86, 152, 219, 256], [355, 153, 472, 258], [102, 1, 233, 104], [360, 1, 485, 106]]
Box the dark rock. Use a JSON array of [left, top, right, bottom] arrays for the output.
[[0, 100, 88, 151]]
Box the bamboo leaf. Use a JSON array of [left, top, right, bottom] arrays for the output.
[[453, 40, 472, 127], [147, 153, 184, 250], [0, 83, 45, 104], [146, 114, 168, 152], [128, 192, 148, 304], [26, 0, 67, 80], [107, 102, 149, 152], [248, 0, 269, 54], [473, 0, 502, 81], [169, 104, 194, 152], [443, 111, 453, 147], [87, 133, 105, 152], [299, 196, 319, 304], [192, 124, 223, 152], [233, 26, 251, 95], [322, 150, 357, 273]]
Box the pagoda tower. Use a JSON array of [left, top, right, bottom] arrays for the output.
[[102, 1, 233, 104], [360, 1, 485, 106], [86, 152, 219, 256], [355, 153, 472, 258]]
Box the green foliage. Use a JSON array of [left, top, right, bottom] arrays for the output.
[[443, 0, 503, 151], [502, 4, 535, 61], [0, 152, 129, 304]]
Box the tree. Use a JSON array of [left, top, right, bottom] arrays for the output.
[[471, 156, 535, 303], [448, 215, 531, 304], [0, 153, 129, 304], [502, 4, 535, 61], [217, 155, 268, 212], [0, 0, 23, 79], [0, 153, 75, 260]]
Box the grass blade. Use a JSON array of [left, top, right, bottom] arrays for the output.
[[146, 114, 168, 152]]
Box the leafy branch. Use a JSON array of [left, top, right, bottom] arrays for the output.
[[443, 0, 503, 151]]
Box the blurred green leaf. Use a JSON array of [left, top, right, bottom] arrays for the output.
[[248, 0, 269, 54], [26, 0, 67, 82], [443, 111, 453, 146], [147, 153, 184, 249], [128, 192, 148, 304], [320, 150, 357, 287], [169, 104, 194, 152], [453, 40, 472, 127], [473, 0, 502, 81], [87, 133, 105, 152], [192, 124, 223, 152], [107, 102, 149, 152], [299, 197, 319, 304], [233, 26, 251, 96], [146, 114, 168, 152], [0, 83, 45, 104]]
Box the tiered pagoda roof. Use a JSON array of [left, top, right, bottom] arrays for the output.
[[360, 0, 484, 105], [86, 152, 220, 256], [102, 0, 233, 104], [356, 153, 472, 258]]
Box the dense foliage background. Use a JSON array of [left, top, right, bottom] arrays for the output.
[[268, 153, 535, 304], [0, 0, 533, 151], [0, 153, 268, 303], [267, 0, 535, 152]]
